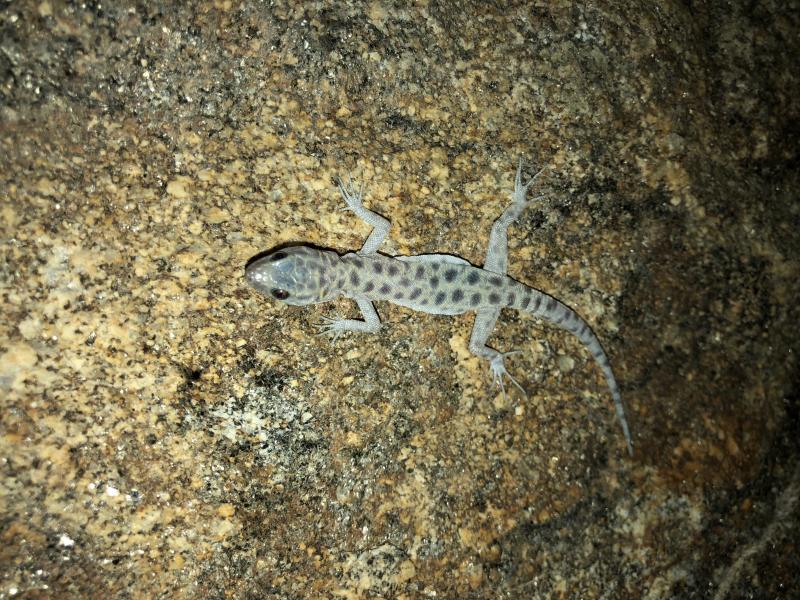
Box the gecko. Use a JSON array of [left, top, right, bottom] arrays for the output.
[[245, 162, 633, 455]]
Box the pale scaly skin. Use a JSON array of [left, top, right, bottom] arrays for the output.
[[245, 163, 633, 455]]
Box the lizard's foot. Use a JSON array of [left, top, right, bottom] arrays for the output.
[[489, 351, 527, 399], [336, 175, 365, 212], [315, 315, 349, 343], [514, 159, 547, 207]]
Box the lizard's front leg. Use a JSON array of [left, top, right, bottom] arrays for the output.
[[317, 295, 381, 342], [337, 177, 391, 255]]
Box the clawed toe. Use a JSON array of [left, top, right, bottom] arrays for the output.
[[516, 161, 547, 184], [489, 352, 527, 400], [336, 175, 365, 209], [512, 162, 548, 212], [315, 315, 345, 343]]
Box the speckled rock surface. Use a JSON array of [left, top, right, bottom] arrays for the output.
[[2, 1, 799, 598]]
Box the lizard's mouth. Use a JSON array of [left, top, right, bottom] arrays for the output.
[[244, 262, 267, 289]]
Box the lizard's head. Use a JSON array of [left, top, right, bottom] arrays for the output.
[[245, 246, 334, 306]]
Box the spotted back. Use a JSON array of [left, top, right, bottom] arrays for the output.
[[335, 252, 530, 315]]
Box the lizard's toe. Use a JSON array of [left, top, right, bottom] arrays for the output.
[[489, 352, 527, 399]]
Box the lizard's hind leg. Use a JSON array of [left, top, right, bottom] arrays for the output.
[[469, 308, 527, 399], [470, 161, 546, 396], [483, 160, 546, 274]]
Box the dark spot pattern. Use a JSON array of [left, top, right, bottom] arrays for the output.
[[489, 276, 502, 287], [352, 258, 364, 269], [337, 278, 345, 288], [489, 292, 500, 304], [379, 284, 391, 294], [444, 269, 457, 282], [547, 298, 556, 311], [414, 265, 425, 279], [451, 289, 464, 302], [388, 265, 399, 277], [394, 291, 404, 300], [409, 288, 422, 300], [507, 293, 515, 305], [373, 263, 383, 274], [431, 264, 440, 271], [467, 271, 480, 285], [350, 272, 360, 286], [435, 292, 446, 305], [532, 296, 542, 312], [399, 278, 411, 287], [364, 282, 375, 293], [521, 295, 530, 309], [430, 277, 439, 289], [470, 292, 481, 306]]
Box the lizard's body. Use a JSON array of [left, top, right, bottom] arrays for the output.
[[245, 163, 633, 454]]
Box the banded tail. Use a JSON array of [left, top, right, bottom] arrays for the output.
[[519, 288, 633, 455]]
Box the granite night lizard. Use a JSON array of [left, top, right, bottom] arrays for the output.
[[245, 162, 633, 455]]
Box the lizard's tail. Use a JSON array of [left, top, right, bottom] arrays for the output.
[[519, 288, 633, 455]]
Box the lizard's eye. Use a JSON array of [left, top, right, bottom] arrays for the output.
[[271, 289, 290, 300], [269, 251, 287, 262]]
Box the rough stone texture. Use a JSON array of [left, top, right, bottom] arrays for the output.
[[1, 1, 799, 598]]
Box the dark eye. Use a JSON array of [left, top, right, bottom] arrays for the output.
[[269, 251, 287, 262], [271, 288, 290, 300]]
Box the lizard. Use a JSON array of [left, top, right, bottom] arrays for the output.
[[245, 162, 633, 455]]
